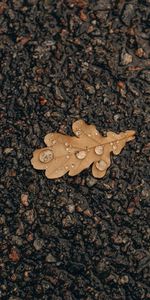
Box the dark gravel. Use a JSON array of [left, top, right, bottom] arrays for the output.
[[0, 0, 150, 299]]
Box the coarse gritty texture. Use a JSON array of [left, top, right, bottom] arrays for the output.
[[0, 1, 150, 300]]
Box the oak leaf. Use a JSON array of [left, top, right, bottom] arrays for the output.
[[31, 120, 135, 179]]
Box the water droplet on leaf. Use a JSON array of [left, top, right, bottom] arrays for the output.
[[39, 149, 53, 163], [65, 142, 69, 147], [112, 144, 117, 150], [75, 130, 81, 136], [95, 145, 103, 155], [52, 140, 56, 145], [95, 160, 107, 171], [76, 150, 87, 160]]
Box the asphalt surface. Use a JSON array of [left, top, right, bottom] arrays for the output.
[[0, 1, 150, 299]]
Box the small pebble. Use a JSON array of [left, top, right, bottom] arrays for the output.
[[3, 148, 14, 154], [33, 238, 44, 251], [9, 247, 20, 262], [119, 275, 129, 285], [85, 84, 95, 94], [86, 176, 97, 187], [24, 209, 36, 224], [20, 193, 29, 207], [66, 204, 75, 213], [121, 4, 134, 26], [45, 253, 56, 263], [121, 51, 133, 65], [135, 48, 145, 58]]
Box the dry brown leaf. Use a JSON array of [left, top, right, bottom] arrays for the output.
[[31, 120, 135, 179]]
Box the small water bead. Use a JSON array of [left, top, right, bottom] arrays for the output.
[[110, 142, 113, 146], [95, 145, 104, 155], [95, 160, 107, 171], [39, 149, 53, 163], [65, 142, 69, 147], [75, 129, 81, 136], [112, 144, 117, 150], [88, 134, 91, 137], [65, 166, 69, 170], [66, 155, 70, 159], [76, 150, 87, 160], [71, 164, 75, 168]]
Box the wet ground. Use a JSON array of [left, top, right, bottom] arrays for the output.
[[0, 0, 150, 299]]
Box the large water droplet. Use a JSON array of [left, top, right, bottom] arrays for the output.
[[39, 149, 53, 163], [95, 160, 107, 171], [76, 150, 87, 160], [95, 145, 103, 155]]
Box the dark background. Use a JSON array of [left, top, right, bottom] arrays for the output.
[[0, 0, 150, 299]]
